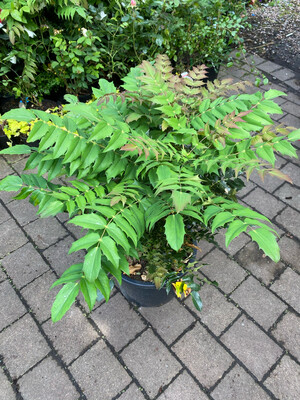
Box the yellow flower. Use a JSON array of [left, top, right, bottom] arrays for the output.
[[172, 281, 190, 298]]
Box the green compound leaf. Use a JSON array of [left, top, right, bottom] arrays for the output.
[[165, 214, 185, 251], [51, 282, 79, 322], [249, 228, 280, 262]]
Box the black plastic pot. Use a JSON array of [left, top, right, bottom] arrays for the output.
[[119, 274, 175, 307]]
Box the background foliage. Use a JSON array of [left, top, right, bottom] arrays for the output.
[[0, 0, 248, 102]]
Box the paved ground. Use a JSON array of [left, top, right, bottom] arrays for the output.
[[0, 54, 299, 400]]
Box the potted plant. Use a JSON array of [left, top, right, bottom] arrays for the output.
[[0, 55, 299, 322]]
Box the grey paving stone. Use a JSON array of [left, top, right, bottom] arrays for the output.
[[226, 67, 248, 79], [264, 356, 300, 400], [276, 206, 300, 238], [258, 61, 282, 74], [270, 268, 300, 313], [0, 204, 10, 224], [118, 384, 145, 400], [272, 68, 295, 82], [21, 271, 59, 323], [277, 235, 300, 271], [19, 357, 78, 400], [43, 307, 99, 365], [0, 156, 14, 179], [0, 267, 6, 282], [195, 239, 215, 259], [0, 280, 27, 331], [230, 277, 287, 330], [70, 341, 131, 400], [24, 217, 67, 250], [172, 323, 233, 389], [140, 298, 195, 345], [0, 188, 14, 204], [245, 54, 266, 66], [243, 188, 285, 220], [6, 200, 38, 226], [1, 153, 26, 164], [260, 82, 286, 93], [280, 163, 300, 187], [0, 370, 15, 400], [237, 178, 256, 198], [200, 249, 247, 293], [272, 312, 300, 361], [66, 222, 88, 239], [281, 101, 299, 117], [1, 242, 49, 289], [121, 329, 181, 398], [43, 236, 85, 276], [158, 371, 209, 400], [10, 157, 30, 175], [221, 316, 282, 380], [0, 218, 28, 258], [279, 113, 300, 128], [185, 284, 240, 336], [216, 230, 250, 256], [211, 365, 271, 400], [92, 293, 145, 351], [249, 173, 285, 194], [0, 314, 50, 378], [285, 92, 300, 105], [274, 183, 300, 210], [285, 78, 300, 91], [236, 241, 285, 285]]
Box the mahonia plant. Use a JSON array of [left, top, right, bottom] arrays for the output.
[[0, 55, 299, 321]]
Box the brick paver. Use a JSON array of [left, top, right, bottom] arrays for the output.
[[92, 292, 146, 351], [140, 297, 195, 345], [42, 307, 99, 365], [18, 357, 79, 400], [270, 268, 300, 313], [0, 53, 299, 400], [230, 276, 287, 330], [121, 329, 181, 398], [0, 314, 50, 378], [70, 341, 131, 399], [264, 356, 300, 400], [211, 365, 271, 400], [221, 316, 282, 380], [272, 312, 300, 362], [173, 323, 233, 388], [1, 242, 49, 289]]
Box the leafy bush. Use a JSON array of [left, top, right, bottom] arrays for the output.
[[0, 0, 248, 101], [0, 55, 299, 321]]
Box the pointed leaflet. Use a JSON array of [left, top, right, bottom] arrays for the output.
[[165, 214, 185, 251], [51, 263, 83, 288], [288, 129, 300, 141], [100, 236, 120, 268], [203, 205, 222, 225], [171, 191, 191, 213], [249, 228, 280, 262], [69, 232, 100, 253], [95, 268, 112, 302], [225, 220, 248, 247], [106, 223, 131, 253], [211, 212, 234, 233], [80, 279, 97, 311], [83, 246, 102, 282], [2, 108, 35, 122], [69, 213, 106, 230], [51, 282, 79, 322], [0, 176, 23, 191], [0, 145, 32, 155]]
